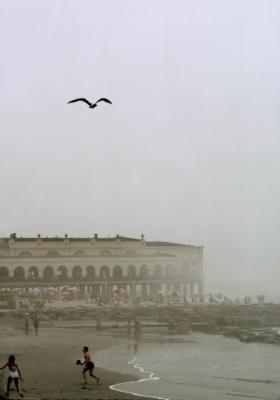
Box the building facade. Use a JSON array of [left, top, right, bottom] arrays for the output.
[[0, 234, 203, 299]]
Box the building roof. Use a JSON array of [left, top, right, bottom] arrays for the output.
[[3, 234, 200, 247], [4, 235, 142, 243], [146, 241, 190, 247]]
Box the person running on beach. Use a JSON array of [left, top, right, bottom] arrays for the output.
[[0, 355, 24, 398], [81, 346, 101, 385]]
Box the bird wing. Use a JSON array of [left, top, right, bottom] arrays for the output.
[[68, 98, 92, 106], [96, 98, 112, 104]]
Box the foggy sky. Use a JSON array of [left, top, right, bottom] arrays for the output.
[[0, 0, 280, 294]]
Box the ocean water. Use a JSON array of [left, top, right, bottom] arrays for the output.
[[96, 332, 280, 400]]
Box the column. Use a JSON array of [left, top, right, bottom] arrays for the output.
[[190, 282, 194, 298], [107, 284, 113, 300], [198, 280, 204, 301], [183, 283, 187, 298], [130, 284, 136, 298], [166, 283, 171, 294], [173, 283, 180, 293], [141, 284, 147, 299]]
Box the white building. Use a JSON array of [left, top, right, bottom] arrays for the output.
[[0, 234, 203, 299]]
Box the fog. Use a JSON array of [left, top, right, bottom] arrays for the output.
[[0, 0, 279, 294]]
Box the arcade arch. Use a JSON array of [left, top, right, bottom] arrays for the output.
[[85, 265, 95, 280], [139, 265, 149, 279], [165, 265, 175, 278], [100, 265, 109, 279], [127, 265, 137, 279], [113, 265, 122, 279], [14, 266, 25, 281], [0, 267, 8, 279], [72, 265, 82, 280], [28, 266, 39, 280], [57, 265, 68, 280], [153, 265, 163, 278], [43, 266, 55, 280]]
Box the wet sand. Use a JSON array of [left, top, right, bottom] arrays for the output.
[[0, 318, 148, 400]]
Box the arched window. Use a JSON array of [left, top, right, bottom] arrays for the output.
[[28, 266, 39, 280], [113, 265, 123, 279], [85, 265, 95, 280], [127, 265, 136, 279], [46, 250, 60, 257], [73, 250, 86, 256], [18, 250, 33, 257], [125, 250, 137, 256], [58, 265, 68, 280], [100, 250, 112, 256], [72, 265, 82, 280], [100, 265, 110, 279], [139, 265, 149, 279], [165, 265, 175, 278], [0, 267, 9, 280], [14, 266, 25, 281], [153, 265, 163, 278], [43, 266, 55, 280]]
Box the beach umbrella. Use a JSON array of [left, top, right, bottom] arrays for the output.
[[47, 287, 58, 292], [12, 288, 22, 293], [168, 290, 181, 297], [67, 287, 79, 292]]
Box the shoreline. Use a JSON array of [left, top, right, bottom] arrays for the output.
[[109, 357, 169, 400]]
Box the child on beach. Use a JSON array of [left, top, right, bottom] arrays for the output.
[[81, 346, 101, 385], [0, 355, 24, 398]]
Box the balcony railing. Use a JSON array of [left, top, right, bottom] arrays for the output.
[[0, 274, 195, 286]]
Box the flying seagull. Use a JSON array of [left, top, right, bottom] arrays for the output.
[[67, 97, 112, 109]]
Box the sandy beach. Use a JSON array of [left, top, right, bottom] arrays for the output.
[[0, 316, 148, 400]]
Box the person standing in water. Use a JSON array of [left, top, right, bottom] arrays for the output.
[[81, 346, 101, 385], [0, 355, 24, 398]]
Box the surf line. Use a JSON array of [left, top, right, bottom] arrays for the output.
[[110, 357, 170, 400], [110, 382, 169, 400]]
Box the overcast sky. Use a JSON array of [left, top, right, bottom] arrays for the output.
[[0, 0, 279, 294]]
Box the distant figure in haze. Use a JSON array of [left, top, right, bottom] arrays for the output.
[[32, 314, 39, 335], [0, 355, 24, 398], [24, 314, 29, 335], [81, 346, 101, 385], [67, 97, 112, 109]]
